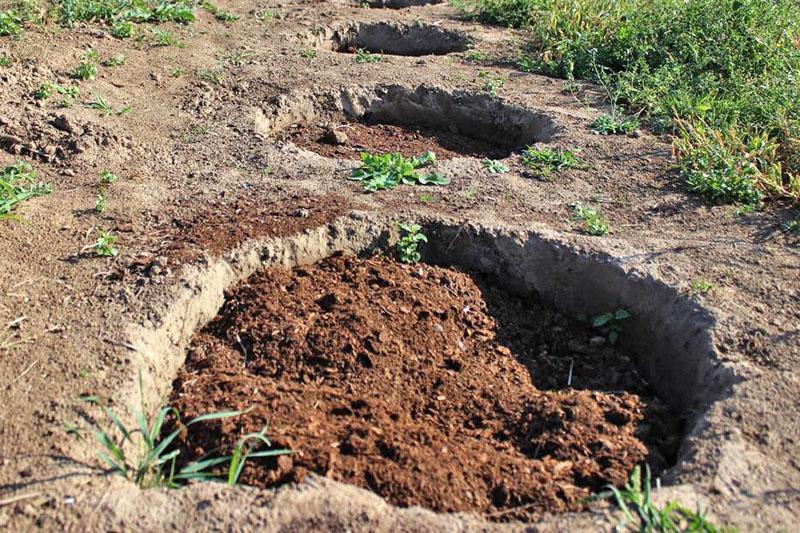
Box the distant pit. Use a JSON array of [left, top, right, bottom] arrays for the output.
[[306, 21, 470, 56]]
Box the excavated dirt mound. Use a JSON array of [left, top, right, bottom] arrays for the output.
[[170, 254, 679, 521], [283, 121, 510, 160]]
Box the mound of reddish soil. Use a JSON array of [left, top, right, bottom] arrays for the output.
[[283, 121, 510, 160], [170, 255, 676, 521]]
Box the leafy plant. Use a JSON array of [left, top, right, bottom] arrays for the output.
[[300, 49, 317, 59], [592, 465, 723, 532], [349, 151, 449, 192], [95, 190, 107, 213], [152, 28, 180, 46], [88, 376, 289, 488], [85, 94, 131, 116], [201, 1, 239, 22], [33, 82, 53, 100], [100, 170, 119, 184], [93, 230, 119, 257], [0, 9, 21, 37], [170, 67, 183, 77], [690, 279, 714, 295], [571, 204, 609, 236], [110, 20, 134, 39], [590, 113, 638, 135], [478, 70, 505, 97], [522, 147, 588, 178], [0, 161, 52, 218], [482, 158, 509, 174], [71, 60, 98, 81], [0, 55, 12, 67], [104, 54, 127, 67], [354, 48, 381, 64], [592, 308, 630, 344], [396, 223, 427, 264]]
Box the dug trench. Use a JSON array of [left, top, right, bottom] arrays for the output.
[[126, 215, 735, 523]]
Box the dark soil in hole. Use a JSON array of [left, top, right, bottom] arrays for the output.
[[170, 254, 680, 521], [282, 121, 511, 160]]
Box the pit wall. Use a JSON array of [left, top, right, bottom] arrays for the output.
[[125, 213, 738, 487]]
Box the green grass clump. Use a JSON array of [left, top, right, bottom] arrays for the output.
[[593, 465, 726, 532], [1, 161, 52, 218], [591, 113, 638, 135], [461, 0, 800, 207], [93, 230, 119, 256], [110, 19, 133, 38], [201, 1, 238, 22], [522, 146, 588, 178], [71, 60, 98, 80], [349, 151, 449, 192], [571, 203, 608, 236], [354, 48, 381, 64]]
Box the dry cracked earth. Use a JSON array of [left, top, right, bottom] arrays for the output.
[[1, 0, 799, 531]]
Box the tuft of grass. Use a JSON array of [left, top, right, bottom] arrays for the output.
[[300, 49, 317, 59], [71, 60, 98, 81], [349, 151, 449, 192], [522, 146, 588, 179], [104, 54, 127, 67], [151, 28, 180, 47], [354, 48, 381, 64], [87, 375, 289, 488], [482, 158, 509, 174], [571, 203, 608, 236], [460, 0, 800, 207], [110, 20, 134, 39], [690, 279, 714, 296], [592, 465, 725, 532], [590, 113, 638, 135], [0, 54, 12, 67], [85, 94, 131, 116], [0, 161, 52, 219], [396, 223, 427, 264]]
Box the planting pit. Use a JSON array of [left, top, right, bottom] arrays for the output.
[[365, 0, 445, 7], [168, 251, 682, 521], [266, 85, 558, 159], [307, 21, 469, 56]]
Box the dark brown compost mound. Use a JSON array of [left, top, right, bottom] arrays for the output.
[[283, 121, 511, 160], [170, 254, 679, 521]]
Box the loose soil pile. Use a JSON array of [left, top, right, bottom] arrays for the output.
[[171, 254, 678, 521], [283, 121, 510, 160]]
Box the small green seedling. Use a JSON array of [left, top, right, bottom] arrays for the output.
[[100, 170, 118, 184], [592, 465, 722, 532], [349, 151, 448, 192], [0, 10, 21, 38], [478, 71, 505, 97], [592, 308, 630, 344], [95, 190, 107, 213], [104, 54, 127, 67], [396, 223, 427, 264], [418, 192, 436, 204], [202, 1, 239, 22], [170, 68, 183, 77], [571, 204, 609, 236], [464, 49, 483, 62], [0, 55, 12, 67], [482, 158, 509, 174], [590, 113, 638, 135], [71, 60, 98, 81], [85, 94, 131, 116], [152, 28, 180, 47], [300, 49, 317, 59], [690, 279, 714, 295], [33, 82, 53, 100], [1, 161, 52, 218], [521, 146, 588, 178], [34, 82, 80, 101], [354, 48, 381, 64], [93, 230, 119, 257], [110, 20, 134, 39]]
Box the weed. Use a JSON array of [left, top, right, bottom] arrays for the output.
[[100, 170, 118, 184], [0, 55, 12, 67], [461, 0, 800, 206], [349, 151, 448, 192], [354, 48, 381, 64], [571, 204, 609, 236], [396, 223, 427, 263], [592, 308, 630, 344], [88, 375, 289, 488], [170, 67, 182, 77], [151, 28, 179, 47], [71, 60, 98, 81], [522, 147, 588, 178], [593, 465, 723, 532], [463, 49, 483, 62], [110, 20, 134, 39], [482, 158, 509, 174], [781, 219, 800, 237], [201, 1, 239, 22], [0, 9, 21, 37], [33, 82, 53, 100], [222, 49, 254, 66], [300, 49, 317, 59], [94, 190, 107, 213], [590, 113, 638, 135], [418, 192, 436, 204], [0, 161, 52, 218], [104, 54, 127, 67], [92, 230, 119, 257], [690, 279, 714, 295], [85, 94, 130, 116], [256, 10, 278, 24], [477, 70, 504, 97], [198, 66, 224, 84]]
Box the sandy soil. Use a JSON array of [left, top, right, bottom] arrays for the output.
[[0, 1, 798, 531]]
